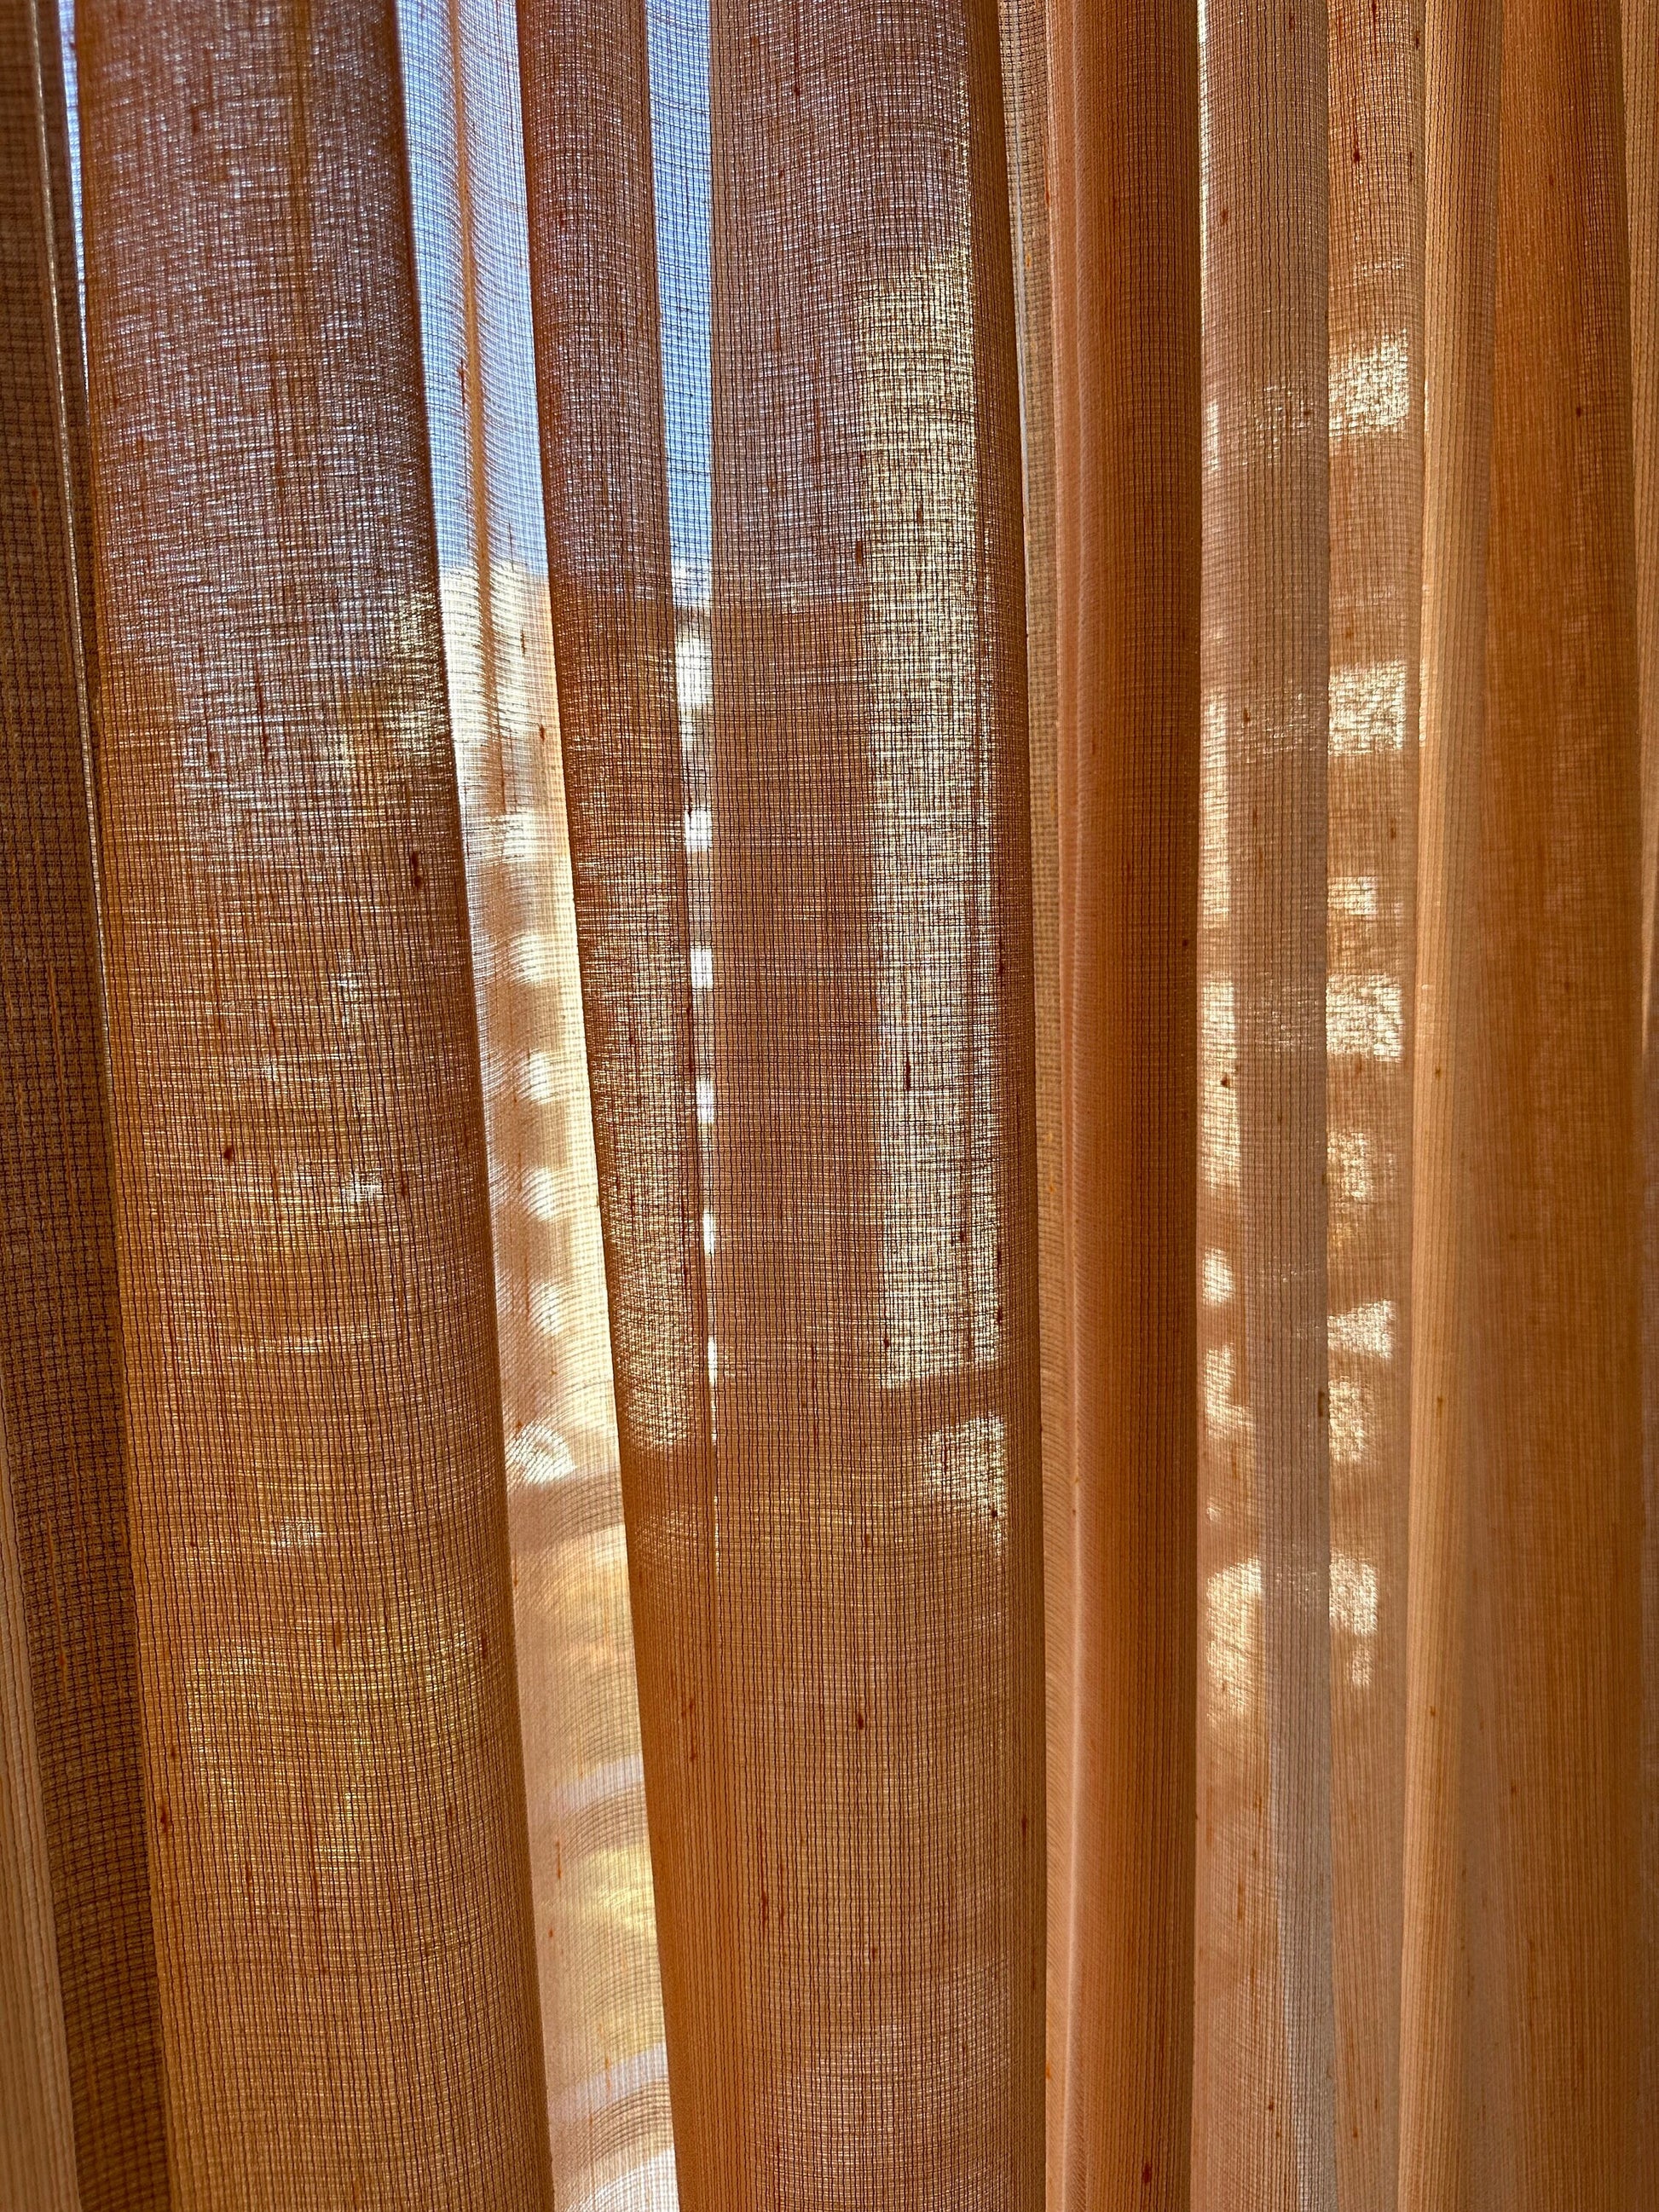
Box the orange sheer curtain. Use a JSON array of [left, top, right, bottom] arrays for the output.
[[1, 7, 173, 2203], [1, 1, 1656, 2208], [397, 3, 674, 2200], [519, 1, 1046, 2195], [1047, 2, 1199, 2204], [16, 1, 553, 2202]]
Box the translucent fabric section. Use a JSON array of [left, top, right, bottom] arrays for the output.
[[992, 6, 1073, 2188], [0, 3, 1654, 2203], [76, 1, 552, 2201], [0, 1392, 77, 2212], [1047, 3, 1199, 2208], [1323, 8, 1422, 2203], [1395, 9, 1500, 2200], [517, 0, 1047, 2198], [0, 4, 171, 2201], [396, 3, 674, 2201], [1195, 3, 1340, 2203], [1043, 0, 1656, 2196], [1632, 0, 1659, 2181], [515, 0, 732, 2188]]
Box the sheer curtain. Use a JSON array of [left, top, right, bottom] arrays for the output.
[[0, 2, 1653, 2209]]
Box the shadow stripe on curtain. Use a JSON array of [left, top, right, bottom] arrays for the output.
[[72, 0, 553, 2199], [1398, 3, 1500, 2202], [517, 0, 1047, 2198], [0, 3, 172, 2201]]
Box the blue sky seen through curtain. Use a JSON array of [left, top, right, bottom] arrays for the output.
[[397, 0, 711, 596]]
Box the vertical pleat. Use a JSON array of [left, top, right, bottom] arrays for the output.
[[706, 0, 1044, 2192], [0, 3, 171, 2202], [1629, 0, 1659, 2191], [397, 2, 675, 2198], [1406, 2, 1645, 2202], [519, 0, 1047, 2198], [76, 1, 553, 2202], [1194, 6, 1336, 2208], [514, 0, 742, 2192], [1469, 0, 1641, 2196], [0, 1397, 79, 2211], [1633, 0, 1659, 1019], [1398, 6, 1500, 2202], [1049, 2, 1199, 2207], [1324, 7, 1422, 2206], [992, 5, 1074, 2191]]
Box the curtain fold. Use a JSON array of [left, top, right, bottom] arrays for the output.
[[517, 0, 1048, 2198], [513, 0, 745, 2189], [70, 0, 554, 2199], [991, 2, 1073, 2192], [708, 0, 1045, 2183], [1194, 7, 1338, 2202], [986, 9, 1079, 2194], [397, 3, 674, 2199], [0, 1393, 78, 2212], [1398, 4, 1649, 2198], [0, 0, 1656, 2203], [1431, 1, 1641, 2193], [1631, 0, 1659, 2192], [1048, 3, 1199, 2207], [1397, 4, 1499, 2199], [0, 5, 172, 2201]]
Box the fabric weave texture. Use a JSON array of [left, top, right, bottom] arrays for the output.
[[0, 2, 1654, 2208]]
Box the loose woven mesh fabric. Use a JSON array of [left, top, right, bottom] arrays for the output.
[[1194, 4, 1339, 2202], [1323, 9, 1420, 2205], [0, 1395, 78, 2212], [991, 3, 1073, 2195], [517, 0, 1047, 2198], [75, 0, 552, 2203], [515, 0, 732, 2192], [1408, 0, 1643, 2195], [2, 0, 1659, 2203], [397, 0, 674, 2198], [1187, 3, 1650, 2202], [0, 4, 172, 2204]]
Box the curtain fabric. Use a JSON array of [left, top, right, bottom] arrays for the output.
[[0, 3, 1654, 2210], [398, 1, 675, 2193], [38, 1, 553, 2201]]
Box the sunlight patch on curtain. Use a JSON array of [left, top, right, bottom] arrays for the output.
[[396, 3, 674, 2203]]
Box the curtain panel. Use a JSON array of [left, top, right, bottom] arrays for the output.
[[0, 1, 1653, 2209]]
